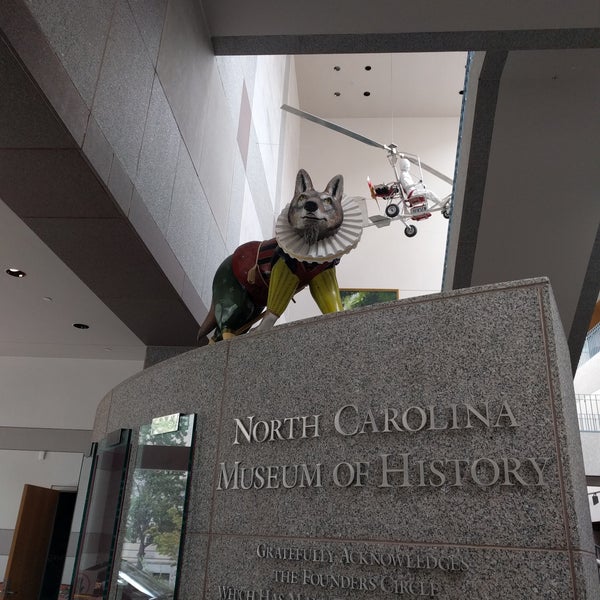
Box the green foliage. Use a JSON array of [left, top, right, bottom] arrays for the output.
[[341, 290, 397, 311], [124, 416, 193, 567], [124, 469, 187, 565], [154, 507, 183, 561], [124, 470, 185, 540]]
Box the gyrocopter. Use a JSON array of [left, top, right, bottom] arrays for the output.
[[282, 104, 453, 238]]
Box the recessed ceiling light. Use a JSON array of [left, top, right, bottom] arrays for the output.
[[6, 268, 26, 278], [43, 296, 53, 302], [73, 323, 90, 330], [334, 92, 341, 97], [333, 66, 341, 71], [363, 91, 371, 97]]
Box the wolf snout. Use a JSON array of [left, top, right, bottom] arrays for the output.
[[304, 200, 318, 212]]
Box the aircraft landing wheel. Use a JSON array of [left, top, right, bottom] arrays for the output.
[[385, 203, 400, 218], [442, 207, 451, 219], [404, 225, 417, 238]]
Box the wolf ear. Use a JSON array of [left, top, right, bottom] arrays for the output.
[[295, 169, 314, 195], [324, 174, 343, 201]]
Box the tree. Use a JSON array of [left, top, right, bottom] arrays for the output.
[[154, 507, 183, 562], [124, 469, 187, 567], [123, 417, 192, 568]]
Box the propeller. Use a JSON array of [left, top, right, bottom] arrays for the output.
[[281, 104, 453, 185]]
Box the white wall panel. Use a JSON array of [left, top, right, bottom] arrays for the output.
[[575, 354, 600, 395], [0, 357, 142, 429]]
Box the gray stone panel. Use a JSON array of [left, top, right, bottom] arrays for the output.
[[0, 35, 74, 148], [156, 0, 214, 172], [129, 189, 186, 295], [212, 29, 600, 56], [212, 284, 565, 548], [202, 537, 590, 600], [25, 0, 117, 107], [200, 219, 228, 302], [167, 146, 212, 295], [177, 534, 209, 598], [245, 126, 277, 238], [96, 279, 598, 599], [135, 76, 180, 234], [127, 0, 167, 67], [569, 223, 600, 369], [545, 291, 595, 553], [107, 154, 134, 216], [197, 71, 236, 237], [215, 55, 248, 123], [91, 0, 154, 182], [182, 274, 210, 327], [144, 345, 196, 369], [0, 148, 121, 218], [452, 51, 507, 290], [574, 550, 600, 600], [225, 153, 247, 253], [82, 115, 114, 183], [105, 344, 226, 430], [0, 0, 90, 145]]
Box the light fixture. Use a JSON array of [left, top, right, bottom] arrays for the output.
[[73, 323, 90, 330], [6, 268, 26, 278]]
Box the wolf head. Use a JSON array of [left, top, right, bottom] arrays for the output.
[[287, 170, 344, 246]]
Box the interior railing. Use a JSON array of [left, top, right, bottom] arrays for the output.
[[577, 395, 600, 432]]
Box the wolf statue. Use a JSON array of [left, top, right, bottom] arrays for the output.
[[197, 169, 363, 345]]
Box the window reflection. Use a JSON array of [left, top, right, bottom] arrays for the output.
[[116, 414, 195, 600], [71, 429, 131, 600]]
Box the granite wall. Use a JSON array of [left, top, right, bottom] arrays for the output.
[[96, 278, 599, 599]]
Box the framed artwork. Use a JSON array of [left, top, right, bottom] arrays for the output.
[[340, 288, 399, 310]]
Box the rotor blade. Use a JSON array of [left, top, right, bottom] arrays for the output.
[[282, 104, 389, 151], [403, 155, 453, 185], [282, 104, 453, 184]]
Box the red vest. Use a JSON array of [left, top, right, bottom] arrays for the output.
[[232, 238, 337, 308]]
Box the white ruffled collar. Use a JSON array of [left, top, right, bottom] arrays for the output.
[[275, 196, 363, 264]]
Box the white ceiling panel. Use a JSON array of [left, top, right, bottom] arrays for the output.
[[295, 52, 468, 118]]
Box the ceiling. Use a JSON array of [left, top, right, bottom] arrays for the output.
[[295, 52, 467, 118], [0, 49, 466, 362], [0, 199, 146, 360]]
